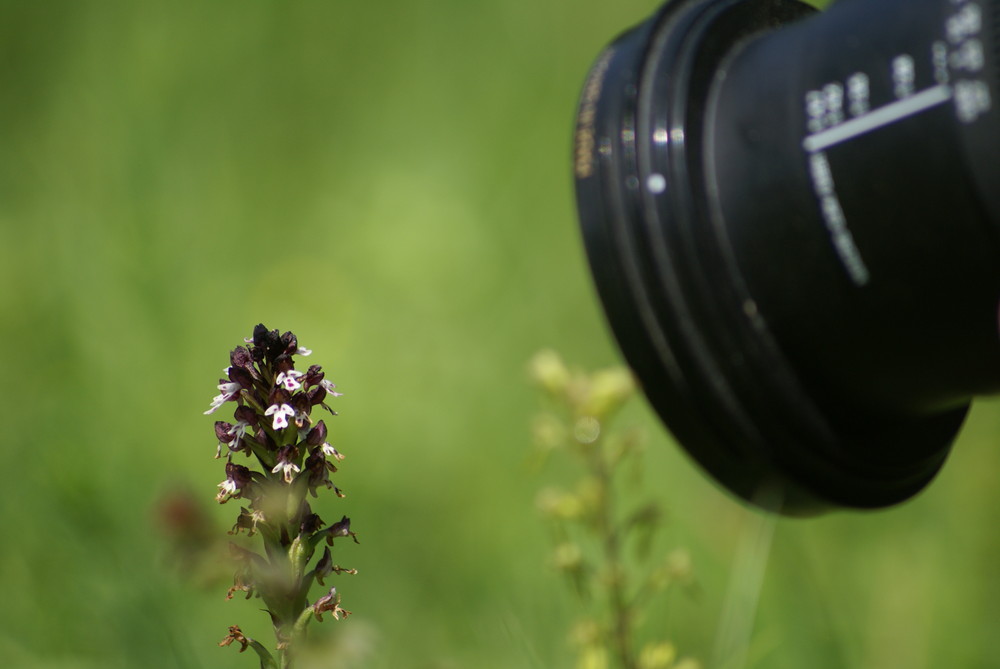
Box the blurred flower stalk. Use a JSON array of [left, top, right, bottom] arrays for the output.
[[529, 351, 699, 669], [206, 324, 358, 669]]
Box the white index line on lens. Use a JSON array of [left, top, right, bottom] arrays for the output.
[[803, 84, 952, 153], [710, 484, 783, 669], [647, 173, 667, 194]]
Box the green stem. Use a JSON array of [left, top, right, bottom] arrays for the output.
[[275, 608, 316, 669], [591, 435, 635, 669], [292, 606, 315, 638], [247, 638, 279, 669]]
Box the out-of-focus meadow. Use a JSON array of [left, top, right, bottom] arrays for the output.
[[3, 1, 1000, 667]]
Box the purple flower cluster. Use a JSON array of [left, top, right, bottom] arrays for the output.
[[207, 324, 344, 503], [206, 324, 358, 663]]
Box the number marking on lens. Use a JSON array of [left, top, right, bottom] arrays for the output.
[[803, 84, 952, 153], [807, 151, 871, 286]]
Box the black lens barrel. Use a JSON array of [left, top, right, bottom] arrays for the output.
[[708, 0, 1000, 416], [574, 0, 1000, 513]]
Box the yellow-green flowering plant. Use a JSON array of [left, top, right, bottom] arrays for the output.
[[529, 350, 699, 669], [207, 325, 358, 669]]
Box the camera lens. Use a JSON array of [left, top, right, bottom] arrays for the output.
[[574, 0, 1000, 513]]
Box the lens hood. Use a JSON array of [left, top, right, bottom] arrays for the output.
[[574, 0, 1000, 514]]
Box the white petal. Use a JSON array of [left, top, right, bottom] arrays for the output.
[[323, 443, 345, 461], [320, 380, 343, 397], [276, 371, 303, 391], [204, 397, 227, 415], [266, 403, 295, 430]]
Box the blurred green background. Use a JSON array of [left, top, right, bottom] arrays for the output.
[[3, 1, 1000, 667]]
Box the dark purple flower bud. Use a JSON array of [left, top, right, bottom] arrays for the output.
[[281, 331, 298, 355], [267, 386, 292, 408], [228, 365, 254, 390], [231, 462, 253, 486], [304, 365, 324, 387], [306, 421, 328, 446], [324, 515, 358, 545], [252, 324, 278, 350], [314, 547, 333, 585], [252, 324, 285, 362], [230, 346, 253, 369], [215, 421, 236, 444], [256, 427, 276, 451], [300, 512, 324, 535], [329, 516, 352, 536], [214, 421, 240, 458], [217, 462, 254, 503], [291, 393, 312, 425], [304, 449, 332, 496], [219, 411, 255, 457], [308, 386, 327, 406], [274, 353, 294, 374], [234, 405, 258, 428]]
